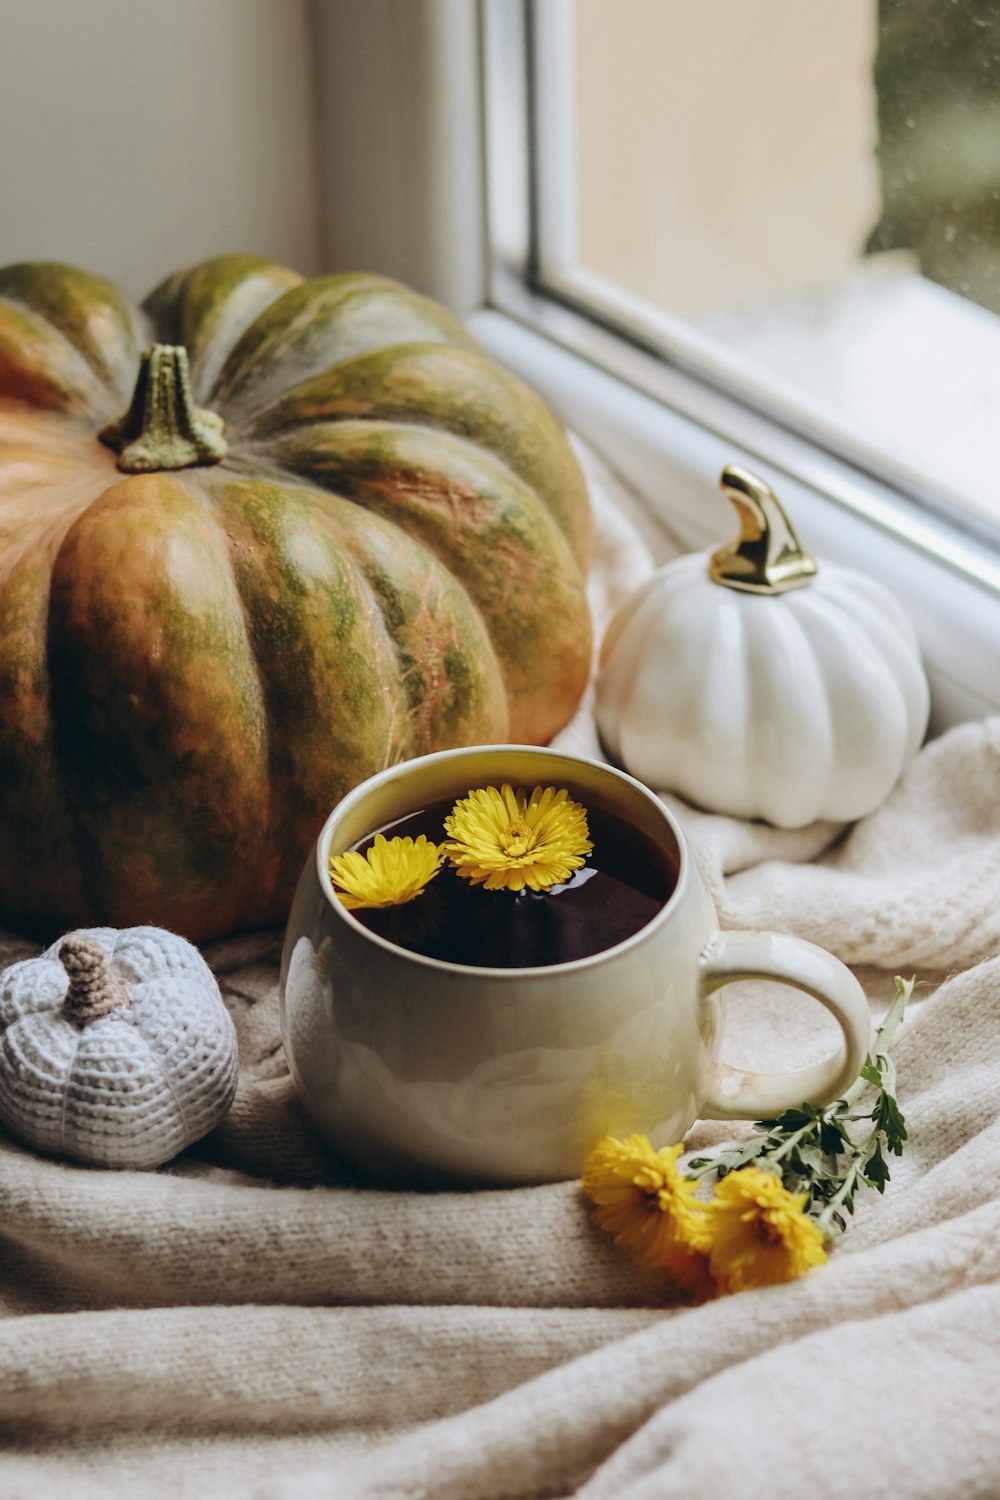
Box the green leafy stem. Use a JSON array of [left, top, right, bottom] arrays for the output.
[[688, 975, 914, 1239]]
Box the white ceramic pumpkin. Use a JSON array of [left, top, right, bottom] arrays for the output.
[[0, 926, 238, 1168], [596, 466, 930, 828]]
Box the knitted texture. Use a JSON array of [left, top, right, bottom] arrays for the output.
[[59, 933, 131, 1021], [0, 926, 238, 1168]]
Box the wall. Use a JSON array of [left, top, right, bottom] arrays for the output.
[[0, 0, 322, 297], [309, 0, 484, 311]]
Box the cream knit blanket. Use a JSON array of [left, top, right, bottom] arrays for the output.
[[3, 448, 1000, 1499]]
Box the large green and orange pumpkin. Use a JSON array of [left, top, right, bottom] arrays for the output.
[[0, 256, 592, 942]]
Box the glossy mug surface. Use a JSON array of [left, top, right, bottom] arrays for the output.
[[280, 746, 870, 1187]]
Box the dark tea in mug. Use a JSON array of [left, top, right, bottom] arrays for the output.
[[344, 794, 678, 969]]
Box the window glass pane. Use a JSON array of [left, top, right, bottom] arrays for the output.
[[566, 0, 1000, 527], [577, 0, 878, 318]]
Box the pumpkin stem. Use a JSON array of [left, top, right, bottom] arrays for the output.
[[99, 344, 228, 473], [59, 935, 132, 1023], [709, 466, 818, 595]]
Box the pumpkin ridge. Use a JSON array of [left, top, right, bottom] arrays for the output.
[[144, 256, 304, 403], [210, 275, 478, 420], [204, 471, 508, 784], [794, 589, 912, 803], [595, 580, 660, 763], [0, 263, 143, 410], [57, 1020, 86, 1160], [0, 467, 117, 578], [0, 464, 124, 936], [0, 400, 109, 461], [700, 589, 752, 814], [195, 473, 415, 903], [830, 583, 928, 762], [251, 418, 591, 739], [746, 603, 835, 826], [184, 468, 277, 838], [238, 424, 558, 581], [649, 585, 729, 799], [256, 416, 578, 561], [242, 341, 592, 567], [317, 515, 444, 761], [317, 490, 510, 754], [131, 1018, 192, 1148], [44, 473, 273, 939], [164, 470, 282, 929], [0, 295, 114, 418]]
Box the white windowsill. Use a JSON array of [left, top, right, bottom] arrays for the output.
[[542, 255, 1000, 539], [700, 256, 1000, 532]]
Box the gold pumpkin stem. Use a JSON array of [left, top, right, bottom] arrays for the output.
[[100, 344, 228, 473], [59, 935, 132, 1024], [709, 465, 818, 595]]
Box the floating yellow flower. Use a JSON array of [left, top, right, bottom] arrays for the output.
[[443, 784, 593, 893], [707, 1167, 828, 1294], [582, 1134, 713, 1296], [328, 834, 443, 911]]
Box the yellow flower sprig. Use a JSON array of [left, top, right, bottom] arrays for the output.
[[707, 1168, 828, 1293], [582, 1135, 824, 1298], [443, 783, 593, 893], [581, 1137, 714, 1299], [328, 834, 443, 911], [583, 977, 914, 1297], [328, 783, 593, 911]]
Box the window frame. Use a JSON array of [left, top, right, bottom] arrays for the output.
[[477, 0, 1000, 728], [496, 0, 1000, 546]]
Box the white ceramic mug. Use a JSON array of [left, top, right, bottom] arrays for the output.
[[280, 746, 870, 1187]]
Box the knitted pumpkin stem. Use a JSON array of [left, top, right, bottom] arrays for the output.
[[100, 344, 228, 473], [59, 935, 131, 1023]]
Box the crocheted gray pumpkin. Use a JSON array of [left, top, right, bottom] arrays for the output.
[[0, 926, 238, 1168]]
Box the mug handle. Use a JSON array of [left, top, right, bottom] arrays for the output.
[[699, 930, 871, 1120]]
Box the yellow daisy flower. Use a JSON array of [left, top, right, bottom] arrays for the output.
[[582, 1134, 713, 1296], [328, 834, 443, 911], [707, 1166, 829, 1294], [443, 784, 593, 893]]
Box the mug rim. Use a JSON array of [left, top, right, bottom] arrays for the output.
[[313, 744, 690, 979]]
